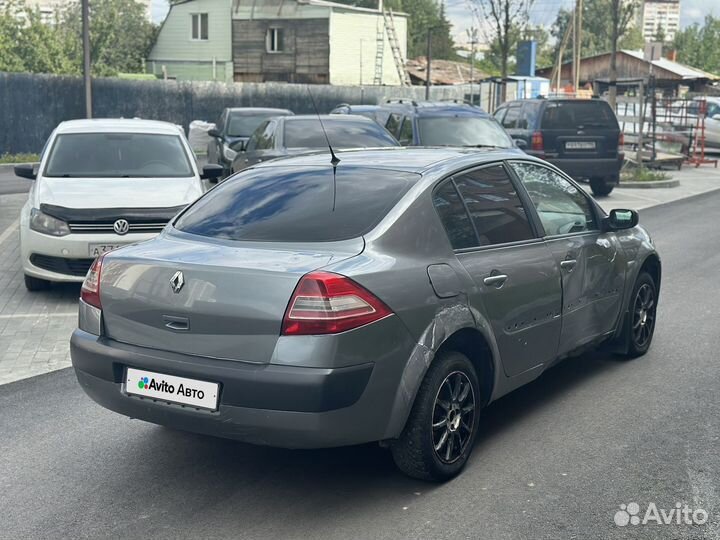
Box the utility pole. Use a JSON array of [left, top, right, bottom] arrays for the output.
[[467, 27, 477, 105], [82, 0, 92, 118], [425, 27, 432, 100], [574, 0, 583, 92]]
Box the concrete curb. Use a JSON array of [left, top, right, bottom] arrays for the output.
[[620, 179, 680, 189]]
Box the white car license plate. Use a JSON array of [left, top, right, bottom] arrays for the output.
[[88, 243, 126, 257], [565, 141, 596, 150], [125, 367, 219, 411]]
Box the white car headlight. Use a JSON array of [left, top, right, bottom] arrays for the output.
[[222, 143, 237, 162], [30, 208, 71, 237]]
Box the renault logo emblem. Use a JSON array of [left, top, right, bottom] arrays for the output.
[[170, 271, 185, 293], [113, 219, 130, 235]]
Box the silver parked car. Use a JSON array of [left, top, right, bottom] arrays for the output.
[[71, 148, 660, 481]]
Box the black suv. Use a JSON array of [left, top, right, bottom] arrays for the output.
[[494, 98, 623, 196], [377, 100, 514, 148], [207, 107, 293, 177]]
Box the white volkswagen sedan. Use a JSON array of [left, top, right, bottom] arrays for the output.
[[15, 119, 222, 290]]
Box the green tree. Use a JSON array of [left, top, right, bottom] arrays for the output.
[[551, 0, 640, 59], [470, 0, 532, 81], [60, 0, 157, 76], [673, 16, 720, 75], [0, 1, 76, 74], [335, 0, 457, 60]]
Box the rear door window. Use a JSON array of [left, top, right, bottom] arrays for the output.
[[500, 105, 521, 129], [540, 101, 618, 130], [433, 181, 477, 250], [385, 113, 402, 137], [398, 118, 414, 145], [453, 165, 534, 246], [175, 166, 419, 242]]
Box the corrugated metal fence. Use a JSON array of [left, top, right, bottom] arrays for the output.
[[1, 72, 520, 154]]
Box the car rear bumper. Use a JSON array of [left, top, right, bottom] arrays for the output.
[[543, 155, 623, 180], [70, 325, 412, 448]]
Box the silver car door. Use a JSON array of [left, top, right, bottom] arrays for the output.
[[509, 161, 626, 356]]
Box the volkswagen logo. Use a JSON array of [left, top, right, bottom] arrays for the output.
[[170, 271, 185, 293], [113, 219, 130, 235]]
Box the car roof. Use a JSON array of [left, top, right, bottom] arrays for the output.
[[332, 104, 382, 112], [225, 107, 293, 114], [284, 114, 376, 122], [252, 146, 527, 174], [55, 118, 183, 135], [380, 101, 490, 117]]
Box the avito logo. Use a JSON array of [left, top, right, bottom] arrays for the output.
[[135, 376, 205, 400]]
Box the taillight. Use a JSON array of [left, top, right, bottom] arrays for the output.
[[531, 131, 544, 152], [618, 132, 625, 148], [81, 254, 105, 309], [281, 271, 393, 336]]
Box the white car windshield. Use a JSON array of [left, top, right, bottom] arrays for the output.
[[44, 133, 194, 178]]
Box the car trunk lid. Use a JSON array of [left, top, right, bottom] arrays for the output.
[[99, 233, 364, 364]]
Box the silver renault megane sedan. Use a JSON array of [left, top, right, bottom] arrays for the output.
[[71, 147, 660, 481]]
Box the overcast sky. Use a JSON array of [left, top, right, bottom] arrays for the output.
[[152, 0, 716, 45]]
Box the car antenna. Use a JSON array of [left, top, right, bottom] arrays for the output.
[[306, 86, 339, 211]]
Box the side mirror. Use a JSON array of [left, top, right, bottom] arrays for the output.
[[14, 163, 37, 180], [207, 128, 221, 138], [605, 208, 639, 231], [513, 138, 528, 149], [200, 164, 224, 181]]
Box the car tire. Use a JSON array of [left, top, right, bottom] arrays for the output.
[[621, 272, 658, 358], [590, 176, 615, 197], [24, 274, 50, 291], [391, 351, 481, 482]]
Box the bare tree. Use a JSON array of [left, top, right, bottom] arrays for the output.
[[468, 0, 532, 86]]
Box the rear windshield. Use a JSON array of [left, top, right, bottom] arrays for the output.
[[417, 117, 514, 147], [283, 119, 398, 149], [227, 114, 280, 137], [174, 166, 418, 242], [44, 133, 194, 178], [540, 101, 618, 130]]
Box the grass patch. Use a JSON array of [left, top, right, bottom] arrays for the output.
[[0, 153, 40, 164], [621, 167, 671, 183]]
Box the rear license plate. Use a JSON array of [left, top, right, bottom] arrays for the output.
[[565, 141, 596, 150], [88, 243, 126, 257], [125, 367, 219, 411]]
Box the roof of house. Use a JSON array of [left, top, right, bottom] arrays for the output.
[[621, 50, 718, 80], [406, 57, 486, 85]]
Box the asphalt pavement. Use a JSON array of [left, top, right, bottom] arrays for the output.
[[1, 187, 719, 539], [0, 167, 30, 195]]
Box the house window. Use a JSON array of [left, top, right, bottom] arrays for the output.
[[266, 28, 284, 53], [191, 13, 208, 41]]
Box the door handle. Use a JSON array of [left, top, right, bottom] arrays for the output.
[[560, 259, 577, 271], [483, 274, 508, 287]]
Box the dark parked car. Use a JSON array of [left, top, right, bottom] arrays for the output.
[[207, 107, 293, 176], [493, 97, 624, 196], [377, 100, 514, 148], [71, 147, 660, 481], [230, 114, 399, 173]]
